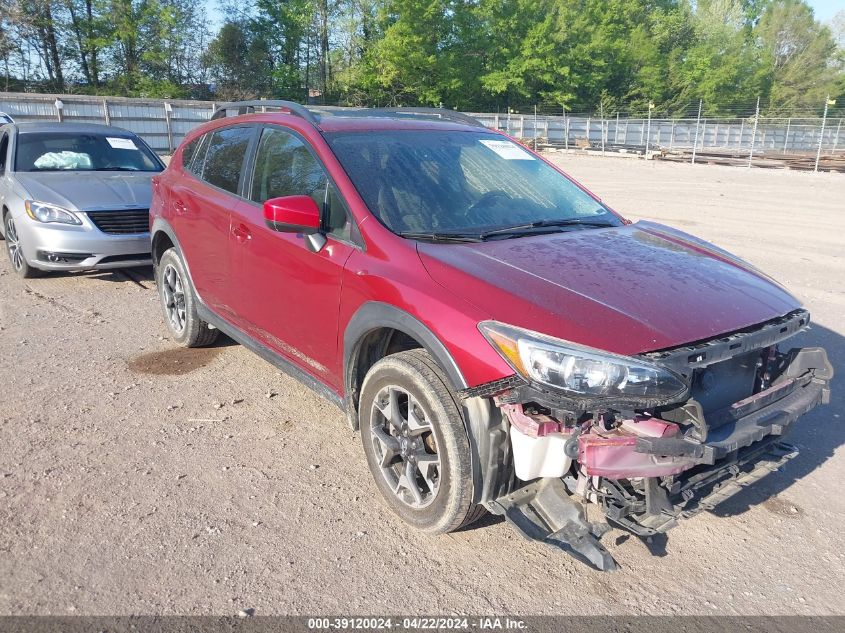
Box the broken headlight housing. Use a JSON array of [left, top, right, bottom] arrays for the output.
[[479, 321, 689, 405]]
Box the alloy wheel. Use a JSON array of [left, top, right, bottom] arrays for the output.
[[369, 385, 441, 509], [161, 263, 187, 334], [5, 216, 24, 271]]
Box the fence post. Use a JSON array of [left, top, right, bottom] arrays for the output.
[[748, 97, 760, 168], [645, 102, 653, 156], [533, 105, 537, 151], [783, 118, 791, 154], [691, 99, 702, 164], [494, 113, 499, 130], [600, 103, 605, 156], [615, 112, 619, 144], [164, 102, 174, 154], [565, 117, 570, 150], [670, 119, 675, 149], [833, 118, 842, 154], [563, 106, 569, 150], [519, 114, 524, 139], [54, 98, 64, 122], [102, 98, 111, 125], [738, 118, 744, 152], [815, 95, 831, 173]]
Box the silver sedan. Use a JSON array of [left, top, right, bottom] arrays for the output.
[[0, 122, 164, 277]]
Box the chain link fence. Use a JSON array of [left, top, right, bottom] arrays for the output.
[[2, 92, 842, 171]]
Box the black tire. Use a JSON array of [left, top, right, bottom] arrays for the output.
[[359, 349, 483, 534], [4, 212, 44, 279], [156, 247, 218, 347]]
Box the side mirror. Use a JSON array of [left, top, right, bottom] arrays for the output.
[[263, 195, 321, 235]]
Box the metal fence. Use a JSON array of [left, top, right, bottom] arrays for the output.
[[471, 112, 844, 157], [1, 92, 842, 162], [0, 92, 215, 153]]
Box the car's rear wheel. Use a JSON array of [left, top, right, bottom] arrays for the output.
[[359, 349, 483, 533], [4, 214, 44, 279], [156, 247, 218, 347]]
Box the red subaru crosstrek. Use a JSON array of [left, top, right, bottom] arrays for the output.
[[150, 101, 832, 570]]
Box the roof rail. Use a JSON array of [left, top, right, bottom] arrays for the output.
[[210, 101, 484, 129], [210, 100, 319, 125], [377, 107, 485, 128]]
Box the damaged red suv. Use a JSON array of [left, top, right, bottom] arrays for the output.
[[150, 101, 832, 570]]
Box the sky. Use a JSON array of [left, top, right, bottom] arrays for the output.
[[200, 0, 843, 30], [807, 0, 842, 23]]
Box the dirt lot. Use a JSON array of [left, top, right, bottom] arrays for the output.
[[1, 156, 843, 616]]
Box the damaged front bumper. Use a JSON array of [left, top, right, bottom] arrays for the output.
[[474, 342, 832, 571]]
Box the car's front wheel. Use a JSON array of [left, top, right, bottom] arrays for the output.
[[359, 349, 484, 533], [156, 247, 219, 347], [4, 213, 44, 278]]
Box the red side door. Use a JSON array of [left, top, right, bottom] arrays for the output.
[[229, 125, 358, 392], [170, 126, 255, 317]]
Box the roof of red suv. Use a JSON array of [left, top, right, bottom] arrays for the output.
[[209, 101, 488, 134], [314, 116, 484, 133]]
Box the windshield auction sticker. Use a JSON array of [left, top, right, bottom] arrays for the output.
[[106, 137, 139, 150], [479, 139, 535, 160]]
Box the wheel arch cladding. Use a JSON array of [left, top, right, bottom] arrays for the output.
[[151, 230, 175, 266], [343, 302, 468, 430]]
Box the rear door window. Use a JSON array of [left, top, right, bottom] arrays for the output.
[[201, 127, 253, 195]]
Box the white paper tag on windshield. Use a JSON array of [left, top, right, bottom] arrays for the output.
[[106, 137, 138, 150], [479, 139, 534, 160]]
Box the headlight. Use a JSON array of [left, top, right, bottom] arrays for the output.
[[25, 200, 81, 225], [479, 321, 689, 405]]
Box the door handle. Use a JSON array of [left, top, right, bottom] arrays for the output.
[[232, 224, 252, 243]]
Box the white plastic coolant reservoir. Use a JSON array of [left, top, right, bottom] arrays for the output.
[[510, 425, 573, 480]]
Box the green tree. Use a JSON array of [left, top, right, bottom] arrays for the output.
[[757, 0, 840, 113], [362, 0, 483, 107]]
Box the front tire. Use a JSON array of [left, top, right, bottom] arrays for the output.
[[359, 349, 482, 533], [156, 247, 218, 347]]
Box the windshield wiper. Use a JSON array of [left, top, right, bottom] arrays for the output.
[[398, 231, 484, 243], [479, 217, 617, 239]]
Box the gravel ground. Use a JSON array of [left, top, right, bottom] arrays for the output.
[[0, 155, 843, 617]]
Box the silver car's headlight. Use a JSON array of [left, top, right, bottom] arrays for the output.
[[25, 200, 82, 225], [479, 321, 688, 404]]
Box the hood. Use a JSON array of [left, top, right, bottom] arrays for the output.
[[14, 171, 156, 211], [417, 221, 802, 355]]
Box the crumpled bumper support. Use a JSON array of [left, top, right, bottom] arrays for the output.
[[487, 478, 618, 572], [635, 372, 829, 466]]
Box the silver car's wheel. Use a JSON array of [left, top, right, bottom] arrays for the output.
[[161, 263, 187, 334], [4, 214, 43, 278]]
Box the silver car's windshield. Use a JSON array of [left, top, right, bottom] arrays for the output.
[[15, 132, 162, 172]]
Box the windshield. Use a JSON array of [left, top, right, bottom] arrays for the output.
[[14, 132, 163, 172], [325, 130, 621, 237]]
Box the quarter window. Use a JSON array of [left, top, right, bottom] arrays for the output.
[[0, 133, 8, 173], [181, 136, 200, 170], [201, 127, 252, 194]]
